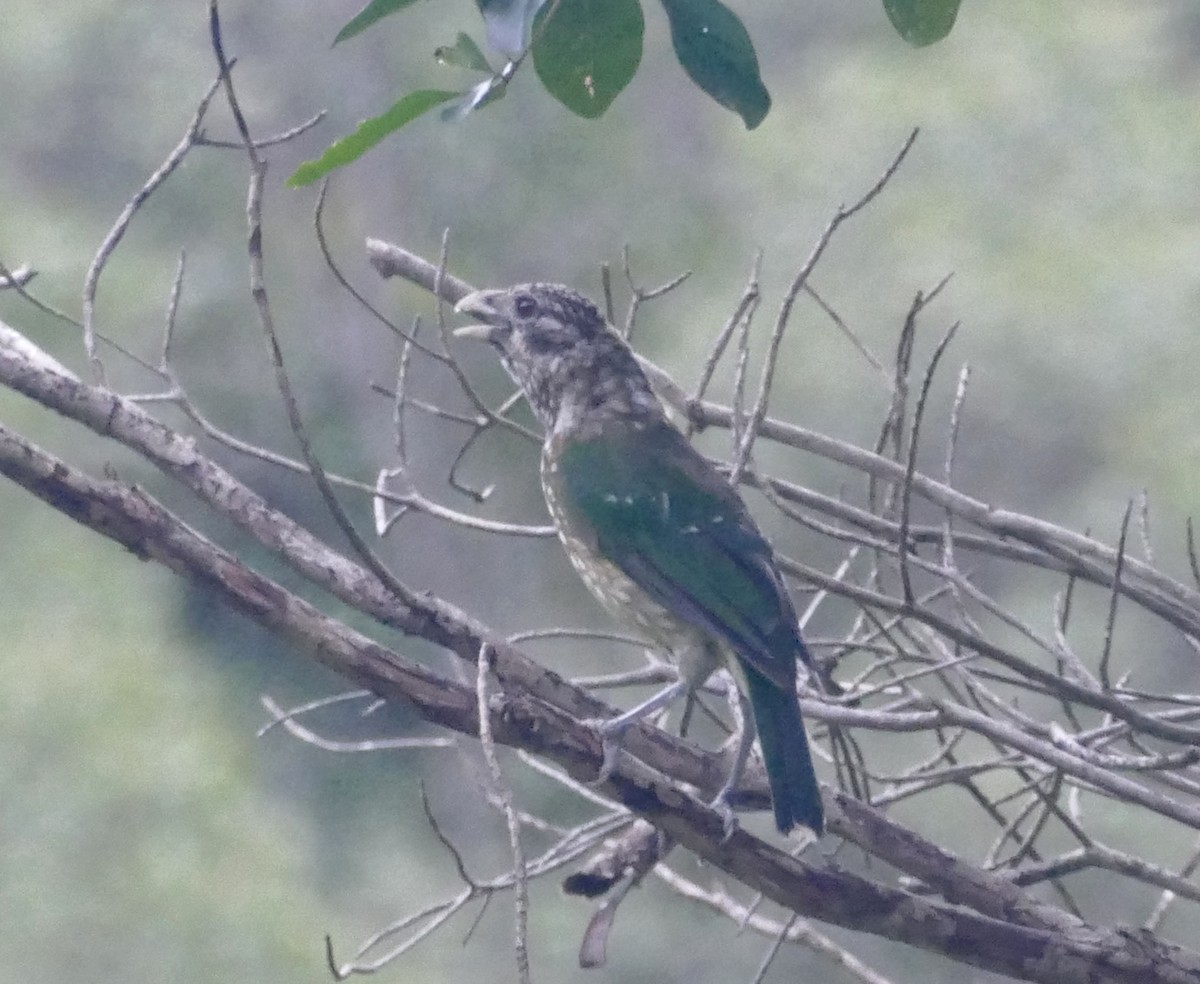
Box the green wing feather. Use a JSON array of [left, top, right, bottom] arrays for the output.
[[556, 419, 825, 835], [556, 420, 808, 688]]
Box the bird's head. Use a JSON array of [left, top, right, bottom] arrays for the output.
[[454, 283, 658, 434]]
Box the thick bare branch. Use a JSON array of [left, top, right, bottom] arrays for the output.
[[3, 344, 1200, 984]]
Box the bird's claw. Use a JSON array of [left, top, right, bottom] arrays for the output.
[[709, 792, 739, 842], [584, 717, 630, 785]]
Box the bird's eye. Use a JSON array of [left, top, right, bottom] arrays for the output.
[[514, 294, 537, 318]]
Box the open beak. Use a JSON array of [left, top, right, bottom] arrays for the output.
[[453, 290, 503, 342]]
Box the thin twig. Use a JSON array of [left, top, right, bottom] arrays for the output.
[[195, 109, 325, 148], [82, 73, 223, 383], [259, 695, 454, 753], [898, 321, 959, 605], [211, 0, 427, 610], [692, 251, 762, 408], [1098, 500, 1133, 690], [731, 128, 920, 480], [476, 643, 531, 984]]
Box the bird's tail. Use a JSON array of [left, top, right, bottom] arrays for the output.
[[744, 670, 825, 836]]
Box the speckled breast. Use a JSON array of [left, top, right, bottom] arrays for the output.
[[540, 445, 721, 687]]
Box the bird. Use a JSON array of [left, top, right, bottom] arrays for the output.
[[454, 283, 825, 837]]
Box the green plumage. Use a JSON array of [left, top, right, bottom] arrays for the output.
[[742, 670, 823, 835], [550, 420, 824, 834], [553, 422, 797, 691], [455, 283, 825, 836]]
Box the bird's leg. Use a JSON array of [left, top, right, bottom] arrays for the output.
[[586, 679, 689, 784], [677, 693, 698, 739], [710, 683, 755, 840]]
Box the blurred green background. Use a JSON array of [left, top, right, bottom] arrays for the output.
[[2, 1, 1199, 981]]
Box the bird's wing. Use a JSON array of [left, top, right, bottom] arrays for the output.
[[555, 421, 808, 690]]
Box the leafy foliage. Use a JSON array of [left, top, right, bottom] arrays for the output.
[[659, 0, 769, 129], [334, 0, 424, 46], [476, 0, 548, 57], [882, 0, 962, 46], [532, 0, 644, 119], [289, 0, 961, 183], [434, 32, 493, 72], [287, 90, 458, 187]]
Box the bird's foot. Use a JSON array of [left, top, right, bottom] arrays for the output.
[[708, 790, 740, 842], [583, 717, 632, 785]]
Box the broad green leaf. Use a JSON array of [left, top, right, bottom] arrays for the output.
[[286, 90, 458, 187], [882, 0, 961, 46], [475, 0, 548, 58], [335, 0, 423, 46], [658, 0, 769, 129], [435, 32, 492, 72], [532, 0, 644, 119]]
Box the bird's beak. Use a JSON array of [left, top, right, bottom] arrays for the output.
[[453, 290, 503, 342], [452, 322, 496, 342]]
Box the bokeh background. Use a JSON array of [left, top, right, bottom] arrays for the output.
[[2, 1, 1198, 981]]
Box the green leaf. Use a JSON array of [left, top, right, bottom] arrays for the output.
[[435, 32, 493, 72], [532, 0, 644, 119], [286, 90, 458, 187], [882, 0, 961, 46], [334, 0, 423, 45], [475, 0, 548, 57], [658, 0, 769, 129]]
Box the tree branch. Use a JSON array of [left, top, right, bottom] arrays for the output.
[[2, 326, 1200, 984]]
